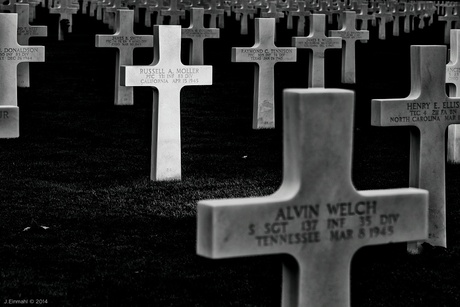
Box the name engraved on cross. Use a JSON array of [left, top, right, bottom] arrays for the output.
[[329, 11, 369, 84], [292, 14, 342, 88], [121, 25, 212, 181], [0, 13, 44, 138], [15, 3, 47, 88], [96, 9, 153, 106], [232, 18, 296, 129], [372, 45, 459, 253], [197, 88, 428, 307], [447, 29, 460, 163], [181, 8, 219, 65]]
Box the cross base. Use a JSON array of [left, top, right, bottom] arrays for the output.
[[0, 106, 19, 138]]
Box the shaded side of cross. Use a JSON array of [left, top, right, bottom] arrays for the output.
[[293, 13, 342, 88], [121, 25, 212, 181], [232, 18, 296, 129], [198, 88, 428, 307], [372, 45, 459, 252], [96, 9, 153, 106]]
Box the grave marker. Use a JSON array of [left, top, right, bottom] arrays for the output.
[[0, 13, 44, 138], [232, 18, 296, 129], [160, 0, 185, 25], [49, 0, 78, 40], [439, 5, 460, 44], [329, 11, 369, 84], [290, 1, 310, 36], [121, 25, 212, 181], [372, 45, 458, 253], [182, 8, 219, 65], [96, 9, 153, 106], [293, 14, 342, 88], [197, 88, 428, 306], [446, 29, 460, 163], [234, 0, 256, 35], [204, 0, 224, 28], [15, 3, 47, 88]]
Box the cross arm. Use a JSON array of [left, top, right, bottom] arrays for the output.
[[372, 97, 424, 127]]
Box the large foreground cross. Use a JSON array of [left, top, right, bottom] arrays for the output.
[[121, 25, 212, 181], [198, 88, 428, 307], [372, 45, 459, 252]]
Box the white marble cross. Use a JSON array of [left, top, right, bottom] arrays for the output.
[[446, 30, 460, 163], [329, 11, 368, 84], [182, 8, 219, 65], [439, 5, 460, 44], [197, 88, 428, 307], [290, 1, 310, 36], [372, 45, 459, 253], [232, 18, 296, 129], [121, 25, 212, 181], [15, 3, 47, 88], [96, 9, 153, 106], [204, 0, 224, 28], [293, 14, 342, 88], [0, 13, 44, 138], [49, 0, 78, 40], [234, 0, 256, 35], [160, 0, 185, 25]]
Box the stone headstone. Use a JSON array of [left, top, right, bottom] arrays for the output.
[[391, 2, 404, 37], [197, 88, 428, 307], [372, 45, 459, 253], [374, 2, 392, 40], [292, 14, 342, 88], [446, 29, 460, 163], [356, 3, 374, 33], [49, 0, 79, 40], [290, 1, 310, 36], [204, 0, 224, 28], [402, 2, 415, 34], [232, 18, 296, 129], [160, 0, 185, 25], [0, 13, 45, 138], [439, 5, 460, 45], [121, 25, 212, 181], [15, 3, 47, 88], [329, 11, 369, 84], [234, 0, 256, 35], [96, 9, 153, 106], [181, 8, 219, 65]]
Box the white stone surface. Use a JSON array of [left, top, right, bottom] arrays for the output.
[[372, 45, 459, 252], [121, 25, 212, 181], [198, 88, 428, 307]]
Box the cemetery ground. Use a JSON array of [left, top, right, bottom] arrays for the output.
[[1, 8, 460, 307]]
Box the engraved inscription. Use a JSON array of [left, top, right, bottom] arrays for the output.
[[103, 36, 150, 47], [295, 38, 341, 49], [239, 48, 294, 61], [447, 67, 460, 82], [136, 67, 203, 85], [334, 31, 367, 40], [389, 101, 460, 123], [246, 201, 400, 247], [0, 47, 40, 61], [182, 29, 218, 38]]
